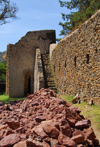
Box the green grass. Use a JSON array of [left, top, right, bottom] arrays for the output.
[[75, 103, 100, 131], [58, 94, 74, 104], [0, 94, 25, 103]]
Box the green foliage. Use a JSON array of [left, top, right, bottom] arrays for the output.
[[0, 94, 25, 103], [0, 51, 6, 62], [59, 0, 100, 36], [0, 0, 18, 25], [1, 60, 6, 65], [56, 38, 61, 42], [0, 60, 6, 82]]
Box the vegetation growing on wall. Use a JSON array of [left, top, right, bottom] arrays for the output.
[[59, 0, 100, 36]]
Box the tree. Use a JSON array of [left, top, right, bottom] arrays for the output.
[[0, 60, 6, 82], [0, 0, 18, 25], [59, 0, 100, 36]]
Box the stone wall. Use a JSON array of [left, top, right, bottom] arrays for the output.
[[49, 43, 57, 59], [34, 48, 45, 92], [51, 10, 100, 105], [6, 30, 55, 98]]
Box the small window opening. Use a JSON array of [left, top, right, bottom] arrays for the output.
[[95, 48, 98, 53], [87, 54, 89, 64], [65, 60, 66, 67], [54, 65, 55, 72], [59, 63, 60, 71], [64, 89, 66, 92], [74, 56, 76, 67]]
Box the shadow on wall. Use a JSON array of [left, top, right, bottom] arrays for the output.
[[24, 71, 31, 96]]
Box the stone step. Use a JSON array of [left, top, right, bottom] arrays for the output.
[[41, 54, 57, 93]]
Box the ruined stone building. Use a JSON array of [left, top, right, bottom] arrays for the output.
[[6, 10, 100, 105], [6, 30, 56, 97]]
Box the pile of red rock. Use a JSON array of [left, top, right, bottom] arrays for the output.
[[0, 88, 99, 147]]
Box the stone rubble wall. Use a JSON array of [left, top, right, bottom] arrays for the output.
[[6, 30, 55, 98], [51, 10, 100, 105]]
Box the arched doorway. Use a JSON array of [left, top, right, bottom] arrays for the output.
[[24, 71, 31, 96]]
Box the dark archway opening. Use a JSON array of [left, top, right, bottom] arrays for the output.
[[87, 54, 89, 64], [65, 60, 66, 67], [24, 72, 31, 96], [74, 56, 76, 67], [28, 77, 31, 94], [54, 65, 55, 72]]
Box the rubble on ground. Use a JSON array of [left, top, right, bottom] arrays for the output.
[[72, 94, 80, 104], [0, 88, 99, 147]]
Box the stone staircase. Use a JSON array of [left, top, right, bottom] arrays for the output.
[[41, 54, 57, 93]]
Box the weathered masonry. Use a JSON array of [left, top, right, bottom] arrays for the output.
[[6, 10, 100, 104], [51, 10, 100, 105], [6, 30, 56, 97]]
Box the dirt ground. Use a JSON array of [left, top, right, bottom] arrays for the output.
[[92, 124, 100, 142]]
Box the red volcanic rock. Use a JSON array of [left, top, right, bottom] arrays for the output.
[[72, 129, 84, 137], [75, 119, 91, 129], [83, 127, 96, 140], [13, 141, 27, 147], [93, 138, 100, 146], [43, 123, 59, 139], [0, 88, 99, 147], [50, 138, 58, 147], [67, 118, 76, 127], [69, 105, 81, 114], [59, 120, 72, 137], [0, 102, 4, 106], [87, 139, 94, 146], [6, 120, 20, 130], [0, 134, 20, 147], [16, 127, 25, 134], [26, 138, 50, 147], [32, 124, 48, 139], [35, 115, 46, 123], [71, 134, 86, 144], [58, 133, 76, 147], [0, 125, 7, 131], [77, 145, 84, 147]]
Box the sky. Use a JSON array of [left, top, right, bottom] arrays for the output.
[[0, 0, 71, 52]]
